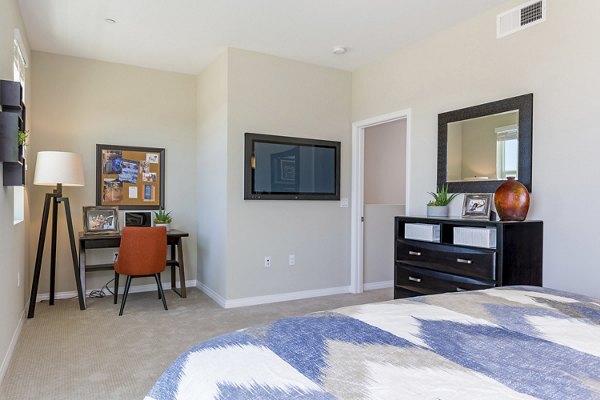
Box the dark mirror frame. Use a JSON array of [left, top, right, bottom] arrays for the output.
[[437, 93, 533, 193]]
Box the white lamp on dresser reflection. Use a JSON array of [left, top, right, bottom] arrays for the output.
[[28, 151, 86, 318]]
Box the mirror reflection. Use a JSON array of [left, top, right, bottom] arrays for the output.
[[447, 110, 519, 182]]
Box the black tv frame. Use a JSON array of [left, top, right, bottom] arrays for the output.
[[244, 132, 341, 200]]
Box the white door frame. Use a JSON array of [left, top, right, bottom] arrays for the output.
[[350, 109, 412, 294]]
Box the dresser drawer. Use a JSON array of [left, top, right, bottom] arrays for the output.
[[395, 263, 495, 295], [396, 239, 496, 281]]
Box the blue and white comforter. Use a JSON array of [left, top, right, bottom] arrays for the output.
[[146, 286, 600, 399]]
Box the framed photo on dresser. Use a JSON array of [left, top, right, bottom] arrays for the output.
[[462, 193, 492, 219]]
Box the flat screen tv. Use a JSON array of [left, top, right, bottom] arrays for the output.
[[244, 133, 341, 200]]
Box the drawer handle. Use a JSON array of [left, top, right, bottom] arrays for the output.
[[408, 276, 422, 283], [456, 287, 468, 292], [456, 258, 472, 264], [408, 251, 422, 256]]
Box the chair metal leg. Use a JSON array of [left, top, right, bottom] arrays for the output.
[[157, 272, 161, 299], [155, 274, 168, 311], [114, 272, 119, 305], [119, 275, 132, 316]]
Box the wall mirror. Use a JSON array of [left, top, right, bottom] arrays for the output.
[[438, 93, 533, 193]]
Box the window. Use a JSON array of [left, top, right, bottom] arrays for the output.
[[496, 124, 518, 180], [13, 29, 27, 225]]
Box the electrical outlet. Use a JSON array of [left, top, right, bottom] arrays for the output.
[[264, 256, 271, 268], [288, 254, 295, 266]]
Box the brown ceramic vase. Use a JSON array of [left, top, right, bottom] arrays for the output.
[[494, 177, 530, 221]]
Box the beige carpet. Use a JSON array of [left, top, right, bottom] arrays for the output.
[[0, 287, 392, 399]]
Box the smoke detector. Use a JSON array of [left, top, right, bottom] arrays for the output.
[[332, 46, 347, 55], [497, 0, 546, 38]]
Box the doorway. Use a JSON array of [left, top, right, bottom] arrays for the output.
[[350, 110, 411, 293]]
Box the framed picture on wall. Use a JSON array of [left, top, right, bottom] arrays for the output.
[[96, 144, 165, 210]]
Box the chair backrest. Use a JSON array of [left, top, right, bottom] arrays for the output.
[[115, 227, 167, 276]]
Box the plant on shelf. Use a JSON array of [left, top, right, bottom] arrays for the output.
[[153, 208, 172, 227], [18, 130, 29, 146], [427, 184, 459, 217]]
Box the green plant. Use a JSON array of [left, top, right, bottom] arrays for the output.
[[153, 208, 172, 224], [427, 184, 459, 206], [18, 130, 29, 146]]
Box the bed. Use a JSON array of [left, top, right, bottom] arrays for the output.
[[146, 286, 600, 399]]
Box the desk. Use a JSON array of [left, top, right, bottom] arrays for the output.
[[79, 229, 189, 308]]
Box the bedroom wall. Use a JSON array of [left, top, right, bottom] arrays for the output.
[[0, 0, 30, 382], [352, 0, 600, 297], [226, 48, 352, 300], [196, 51, 229, 298], [28, 52, 198, 295]]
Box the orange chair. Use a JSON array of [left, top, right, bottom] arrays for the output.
[[113, 227, 168, 316]]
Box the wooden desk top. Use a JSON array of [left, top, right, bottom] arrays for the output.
[[79, 229, 189, 242]]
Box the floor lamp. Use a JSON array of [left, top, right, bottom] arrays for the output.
[[28, 151, 86, 318]]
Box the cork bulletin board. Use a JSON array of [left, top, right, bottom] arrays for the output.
[[95, 144, 165, 210]]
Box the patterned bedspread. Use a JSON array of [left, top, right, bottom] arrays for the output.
[[146, 286, 600, 399]]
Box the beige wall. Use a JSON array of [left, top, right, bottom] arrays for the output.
[[225, 48, 352, 299], [196, 51, 229, 297], [29, 52, 198, 295], [364, 119, 406, 204], [0, 0, 30, 381], [353, 0, 600, 297]]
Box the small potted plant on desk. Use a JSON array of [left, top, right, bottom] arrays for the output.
[[427, 184, 459, 218], [153, 208, 172, 230]]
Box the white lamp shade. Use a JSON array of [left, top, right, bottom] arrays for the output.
[[33, 151, 85, 186]]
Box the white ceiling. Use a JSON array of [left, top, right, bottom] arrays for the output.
[[17, 0, 508, 75]]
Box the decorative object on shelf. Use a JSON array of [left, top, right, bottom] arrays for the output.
[[461, 193, 492, 219], [17, 130, 28, 161], [427, 184, 459, 217], [83, 206, 119, 235], [96, 144, 165, 210], [28, 151, 86, 318], [494, 177, 530, 221], [153, 207, 172, 230], [17, 129, 28, 146]]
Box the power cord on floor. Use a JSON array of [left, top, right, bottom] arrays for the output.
[[89, 277, 115, 298]]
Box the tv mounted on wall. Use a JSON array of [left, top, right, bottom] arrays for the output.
[[244, 133, 341, 200]]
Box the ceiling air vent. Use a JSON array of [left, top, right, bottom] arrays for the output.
[[497, 0, 546, 38]]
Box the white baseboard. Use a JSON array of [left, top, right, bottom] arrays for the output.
[[197, 282, 352, 309], [0, 303, 27, 386], [363, 280, 394, 291], [36, 279, 198, 302], [196, 282, 227, 308]]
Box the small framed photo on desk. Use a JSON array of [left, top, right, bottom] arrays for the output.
[[83, 206, 119, 234]]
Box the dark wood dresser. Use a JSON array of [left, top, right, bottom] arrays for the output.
[[394, 216, 543, 299]]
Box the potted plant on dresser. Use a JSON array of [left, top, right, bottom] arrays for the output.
[[153, 208, 172, 230], [427, 184, 459, 217]]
